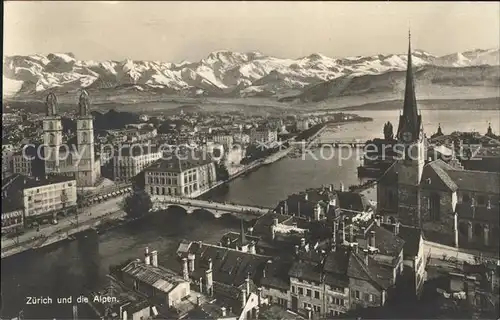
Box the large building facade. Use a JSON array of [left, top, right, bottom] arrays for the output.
[[377, 35, 500, 251], [145, 154, 216, 198], [41, 92, 101, 187]]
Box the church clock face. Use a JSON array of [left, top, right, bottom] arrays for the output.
[[402, 131, 413, 142]]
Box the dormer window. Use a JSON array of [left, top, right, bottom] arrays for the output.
[[426, 178, 432, 184]]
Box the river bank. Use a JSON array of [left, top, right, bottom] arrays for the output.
[[0, 144, 289, 259]]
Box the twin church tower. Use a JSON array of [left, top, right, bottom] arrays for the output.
[[42, 90, 101, 187]]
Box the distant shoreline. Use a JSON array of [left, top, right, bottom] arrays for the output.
[[335, 97, 500, 111]]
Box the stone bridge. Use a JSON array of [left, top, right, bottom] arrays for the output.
[[150, 196, 271, 219]]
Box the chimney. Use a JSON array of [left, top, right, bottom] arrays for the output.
[[329, 184, 334, 192], [248, 226, 254, 235], [248, 241, 256, 254], [304, 193, 308, 201], [273, 218, 279, 226], [363, 249, 369, 265], [394, 221, 400, 235], [241, 288, 247, 309], [199, 277, 203, 293], [280, 206, 284, 215], [182, 258, 189, 280], [245, 273, 251, 298], [206, 258, 213, 296], [340, 182, 345, 192], [144, 247, 151, 265], [151, 250, 158, 267], [300, 238, 306, 248], [221, 307, 227, 317], [314, 203, 321, 221], [369, 231, 376, 248], [257, 287, 263, 306], [188, 253, 195, 272]]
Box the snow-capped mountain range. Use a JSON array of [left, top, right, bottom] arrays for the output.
[[3, 48, 499, 100]]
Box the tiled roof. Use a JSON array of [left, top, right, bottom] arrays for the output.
[[356, 225, 405, 258], [288, 261, 322, 283], [446, 170, 500, 195], [220, 232, 260, 249], [252, 213, 293, 235], [382, 224, 422, 258], [260, 258, 292, 291], [323, 247, 392, 290], [145, 153, 213, 173], [337, 191, 371, 212], [184, 242, 270, 287], [121, 260, 186, 294]]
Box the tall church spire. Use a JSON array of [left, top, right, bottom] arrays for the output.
[[397, 29, 421, 142]]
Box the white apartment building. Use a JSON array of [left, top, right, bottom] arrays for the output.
[[23, 175, 77, 220], [144, 154, 216, 198], [112, 145, 163, 182]]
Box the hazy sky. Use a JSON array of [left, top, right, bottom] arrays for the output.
[[4, 1, 499, 62]]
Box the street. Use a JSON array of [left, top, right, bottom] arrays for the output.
[[1, 196, 126, 249]]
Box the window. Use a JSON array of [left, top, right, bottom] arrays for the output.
[[364, 293, 370, 301], [291, 286, 296, 294], [313, 305, 321, 313], [298, 287, 303, 295], [314, 291, 320, 299], [368, 294, 374, 302], [306, 289, 312, 297], [355, 290, 360, 299]]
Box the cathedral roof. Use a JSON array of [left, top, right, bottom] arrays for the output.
[[446, 170, 500, 195], [421, 160, 459, 192], [396, 32, 422, 142]]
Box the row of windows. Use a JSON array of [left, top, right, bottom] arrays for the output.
[[303, 303, 321, 313], [353, 290, 375, 303], [148, 177, 179, 185]]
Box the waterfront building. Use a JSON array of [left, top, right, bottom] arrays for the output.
[[249, 127, 278, 146], [112, 145, 163, 182], [144, 153, 216, 198], [40, 91, 101, 187], [376, 35, 500, 252], [296, 119, 310, 132], [2, 174, 77, 224]]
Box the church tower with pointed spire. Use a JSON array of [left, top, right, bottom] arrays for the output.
[[395, 31, 426, 226]]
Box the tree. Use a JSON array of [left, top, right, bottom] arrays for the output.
[[122, 191, 153, 219], [383, 121, 394, 140], [215, 163, 230, 182]]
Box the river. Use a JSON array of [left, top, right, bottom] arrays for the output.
[[1, 109, 499, 319]]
